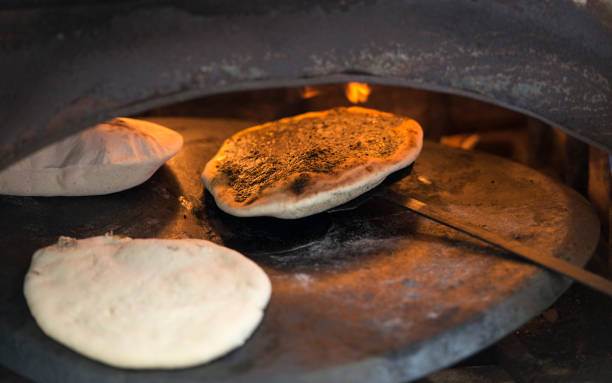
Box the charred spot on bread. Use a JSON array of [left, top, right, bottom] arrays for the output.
[[290, 173, 311, 195]]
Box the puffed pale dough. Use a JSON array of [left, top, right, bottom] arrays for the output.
[[0, 118, 183, 196], [202, 107, 423, 219], [23, 235, 271, 369]]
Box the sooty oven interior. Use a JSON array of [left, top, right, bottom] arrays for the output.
[[1, 1, 611, 383]]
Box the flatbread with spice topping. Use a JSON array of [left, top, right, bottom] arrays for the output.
[[202, 107, 423, 219]]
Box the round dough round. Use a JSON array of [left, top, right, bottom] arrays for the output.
[[0, 118, 183, 196], [202, 107, 423, 219], [23, 235, 271, 369]]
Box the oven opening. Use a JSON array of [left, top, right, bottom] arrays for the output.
[[1, 83, 610, 383]]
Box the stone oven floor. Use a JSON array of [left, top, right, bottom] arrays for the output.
[[2, 281, 611, 383]]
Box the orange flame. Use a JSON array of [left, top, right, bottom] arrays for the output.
[[345, 82, 371, 104], [300, 86, 321, 99]]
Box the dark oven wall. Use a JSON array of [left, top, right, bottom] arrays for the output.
[[1, 0, 611, 170]]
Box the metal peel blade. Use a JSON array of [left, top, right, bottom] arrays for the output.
[[378, 188, 612, 298]]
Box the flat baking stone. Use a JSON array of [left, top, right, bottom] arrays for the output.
[[0, 117, 599, 383]]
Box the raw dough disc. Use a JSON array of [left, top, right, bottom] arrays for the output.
[[0, 118, 183, 196], [202, 107, 423, 219], [23, 235, 271, 369]]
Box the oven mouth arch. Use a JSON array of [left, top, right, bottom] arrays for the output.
[[1, 73, 607, 171], [1, 0, 610, 170]]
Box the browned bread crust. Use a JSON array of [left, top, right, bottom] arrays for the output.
[[202, 107, 423, 218]]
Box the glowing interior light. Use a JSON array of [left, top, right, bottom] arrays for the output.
[[345, 82, 371, 104], [300, 86, 321, 99]]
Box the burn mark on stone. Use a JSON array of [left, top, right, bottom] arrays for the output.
[[290, 173, 311, 195]]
